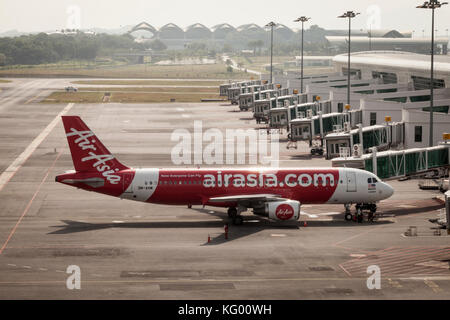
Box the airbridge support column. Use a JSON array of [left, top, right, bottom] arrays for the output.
[[371, 147, 377, 176], [445, 191, 450, 235]]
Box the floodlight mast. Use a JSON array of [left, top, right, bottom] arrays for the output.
[[294, 16, 311, 94], [416, 0, 448, 147], [338, 11, 360, 107], [265, 22, 276, 84]]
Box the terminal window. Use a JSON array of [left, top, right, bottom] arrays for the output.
[[412, 76, 445, 90], [414, 126, 422, 142], [370, 112, 377, 126]]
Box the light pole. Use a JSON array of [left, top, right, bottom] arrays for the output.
[[265, 21, 276, 84], [338, 11, 360, 107], [417, 0, 448, 147], [294, 16, 310, 94]]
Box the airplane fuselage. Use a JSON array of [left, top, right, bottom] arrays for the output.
[[57, 167, 394, 207]]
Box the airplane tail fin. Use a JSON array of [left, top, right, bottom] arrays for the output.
[[61, 116, 129, 172]]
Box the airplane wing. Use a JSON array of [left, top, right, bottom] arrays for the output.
[[208, 194, 286, 204]]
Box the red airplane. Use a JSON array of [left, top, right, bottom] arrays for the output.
[[55, 116, 394, 225]]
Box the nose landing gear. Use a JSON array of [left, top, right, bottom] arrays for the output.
[[344, 203, 377, 223]]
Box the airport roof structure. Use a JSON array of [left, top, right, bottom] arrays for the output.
[[332, 51, 450, 75], [368, 29, 406, 38], [212, 23, 236, 32], [186, 23, 211, 32], [128, 22, 158, 36], [158, 23, 184, 39], [159, 23, 183, 31], [185, 23, 212, 39], [274, 24, 295, 39], [237, 23, 264, 33]]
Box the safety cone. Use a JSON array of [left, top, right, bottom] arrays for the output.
[[303, 221, 308, 227], [208, 234, 211, 243]]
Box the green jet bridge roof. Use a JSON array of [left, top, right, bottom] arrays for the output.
[[332, 144, 450, 180]]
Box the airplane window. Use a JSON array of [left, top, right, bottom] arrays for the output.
[[367, 178, 372, 183]]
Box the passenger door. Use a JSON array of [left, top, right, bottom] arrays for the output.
[[346, 171, 357, 192]]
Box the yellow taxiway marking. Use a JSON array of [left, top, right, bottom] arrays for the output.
[[388, 278, 403, 288], [424, 279, 443, 293]]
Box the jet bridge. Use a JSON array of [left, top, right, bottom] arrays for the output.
[[324, 122, 405, 159], [332, 144, 450, 180]]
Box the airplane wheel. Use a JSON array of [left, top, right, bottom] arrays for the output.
[[232, 216, 243, 226], [188, 204, 192, 209], [345, 213, 353, 221], [228, 207, 237, 218]]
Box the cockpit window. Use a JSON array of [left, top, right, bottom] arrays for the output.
[[367, 178, 372, 183]]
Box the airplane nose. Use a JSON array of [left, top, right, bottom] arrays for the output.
[[384, 183, 394, 198]]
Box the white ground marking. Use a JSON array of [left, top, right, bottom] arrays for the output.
[[112, 221, 124, 224], [39, 268, 48, 271], [181, 114, 190, 118], [0, 103, 74, 193], [176, 108, 185, 111], [271, 234, 287, 237], [23, 266, 31, 269], [349, 254, 367, 258], [319, 212, 341, 216], [7, 264, 16, 267], [301, 212, 319, 218]]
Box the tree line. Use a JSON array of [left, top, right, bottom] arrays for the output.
[[0, 32, 147, 66]]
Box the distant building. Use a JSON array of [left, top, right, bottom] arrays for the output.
[[326, 36, 448, 55], [185, 23, 211, 39], [332, 51, 450, 88]]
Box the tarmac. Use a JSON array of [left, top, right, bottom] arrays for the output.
[[0, 78, 448, 299]]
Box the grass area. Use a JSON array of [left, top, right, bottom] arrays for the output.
[[72, 79, 225, 86], [42, 92, 105, 103], [77, 87, 218, 93], [0, 79, 11, 83], [0, 62, 250, 80], [109, 92, 221, 103], [41, 90, 222, 103]]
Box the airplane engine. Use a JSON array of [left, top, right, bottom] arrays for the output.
[[254, 200, 300, 221]]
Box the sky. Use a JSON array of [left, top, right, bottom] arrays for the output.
[[0, 0, 449, 36]]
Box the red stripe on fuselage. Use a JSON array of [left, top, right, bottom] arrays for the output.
[[149, 169, 340, 206]]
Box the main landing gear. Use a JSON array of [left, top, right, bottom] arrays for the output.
[[227, 207, 244, 225], [344, 203, 377, 223]]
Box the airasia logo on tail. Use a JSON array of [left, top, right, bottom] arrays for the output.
[[66, 128, 121, 184], [275, 204, 294, 220]]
